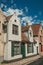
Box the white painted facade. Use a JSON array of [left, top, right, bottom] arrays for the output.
[[24, 26, 37, 57], [4, 41, 22, 61], [4, 14, 22, 61], [25, 44, 36, 57], [24, 26, 33, 42]]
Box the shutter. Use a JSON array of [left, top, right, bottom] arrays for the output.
[[11, 43, 14, 56], [32, 44, 34, 53]]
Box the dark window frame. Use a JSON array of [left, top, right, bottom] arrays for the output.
[[12, 24, 18, 35], [27, 43, 34, 53], [2, 24, 7, 33], [11, 41, 20, 56], [29, 30, 32, 36]]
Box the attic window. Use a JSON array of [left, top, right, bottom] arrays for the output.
[[14, 20, 16, 22], [41, 30, 42, 34], [2, 24, 7, 33], [12, 24, 18, 35], [29, 30, 32, 36]]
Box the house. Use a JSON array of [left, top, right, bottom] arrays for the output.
[[0, 9, 43, 62], [31, 24, 43, 54], [4, 13, 22, 61], [0, 9, 6, 62], [0, 10, 22, 61], [21, 23, 37, 58]]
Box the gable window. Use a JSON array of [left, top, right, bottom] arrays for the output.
[[12, 24, 18, 35], [14, 20, 16, 22], [29, 30, 32, 36], [2, 24, 7, 33], [11, 41, 20, 56]]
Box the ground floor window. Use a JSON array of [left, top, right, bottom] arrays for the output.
[[27, 43, 34, 53], [11, 41, 21, 56]]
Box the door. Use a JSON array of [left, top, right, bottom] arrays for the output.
[[21, 43, 25, 58]]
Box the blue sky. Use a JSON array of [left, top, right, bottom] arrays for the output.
[[0, 0, 43, 26]]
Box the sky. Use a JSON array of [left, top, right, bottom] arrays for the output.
[[0, 0, 43, 26]]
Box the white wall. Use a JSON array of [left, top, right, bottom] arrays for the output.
[[25, 43, 37, 57], [7, 14, 21, 41], [24, 26, 33, 42], [4, 41, 22, 61], [4, 13, 22, 61], [28, 26, 33, 42], [34, 37, 40, 53]]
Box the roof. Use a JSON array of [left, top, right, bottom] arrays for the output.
[[21, 26, 30, 32], [31, 24, 41, 36], [6, 15, 13, 21], [21, 32, 29, 42]]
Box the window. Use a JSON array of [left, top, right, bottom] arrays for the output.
[[2, 24, 7, 33], [41, 30, 42, 34], [27, 43, 34, 53], [29, 30, 32, 36], [12, 24, 18, 35], [14, 20, 16, 22], [11, 41, 20, 56]]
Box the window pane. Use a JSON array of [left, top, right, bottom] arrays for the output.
[[2, 24, 7, 33], [11, 42, 20, 56], [27, 44, 33, 53], [12, 24, 18, 35]]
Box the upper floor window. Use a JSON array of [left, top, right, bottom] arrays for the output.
[[12, 24, 18, 35], [14, 20, 16, 22], [41, 30, 42, 34], [29, 30, 32, 36], [2, 24, 7, 33]]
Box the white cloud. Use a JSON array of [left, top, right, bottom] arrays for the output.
[[14, 9, 23, 16], [34, 15, 38, 18], [0, 3, 4, 8], [21, 16, 33, 25], [3, 8, 23, 16], [25, 6, 28, 12], [22, 16, 32, 21], [0, 3, 7, 11], [40, 21, 43, 26], [3, 8, 14, 16]]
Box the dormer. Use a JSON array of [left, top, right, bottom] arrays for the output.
[[6, 13, 21, 41], [28, 26, 33, 42]]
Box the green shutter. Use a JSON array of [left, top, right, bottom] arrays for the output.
[[32, 44, 34, 53], [21, 43, 25, 58], [11, 43, 14, 56]]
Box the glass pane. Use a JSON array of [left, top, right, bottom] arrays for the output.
[[27, 44, 33, 53]]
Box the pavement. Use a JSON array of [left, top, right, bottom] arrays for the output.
[[27, 56, 43, 65], [0, 55, 41, 65]]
